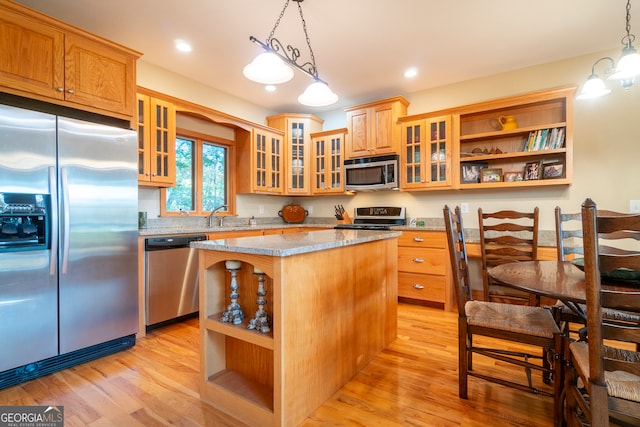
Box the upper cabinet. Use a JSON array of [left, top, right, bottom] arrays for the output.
[[455, 86, 575, 189], [0, 0, 140, 120], [137, 93, 176, 187], [236, 127, 285, 195], [399, 114, 452, 190], [345, 96, 409, 158], [267, 114, 323, 195], [311, 128, 347, 195]]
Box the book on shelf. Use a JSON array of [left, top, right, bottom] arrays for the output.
[[545, 128, 559, 150], [555, 127, 565, 149], [523, 126, 566, 152]]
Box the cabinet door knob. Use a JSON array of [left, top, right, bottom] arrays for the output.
[[413, 237, 424, 242], [66, 88, 75, 94], [412, 257, 424, 263], [56, 87, 64, 92], [413, 284, 425, 290]]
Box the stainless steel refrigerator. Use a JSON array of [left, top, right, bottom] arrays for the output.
[[0, 103, 138, 386]]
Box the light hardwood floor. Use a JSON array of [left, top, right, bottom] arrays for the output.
[[0, 304, 554, 426]]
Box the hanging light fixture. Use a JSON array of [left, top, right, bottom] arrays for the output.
[[578, 0, 640, 99], [243, 0, 338, 107]]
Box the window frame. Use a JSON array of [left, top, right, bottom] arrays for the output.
[[160, 127, 236, 217]]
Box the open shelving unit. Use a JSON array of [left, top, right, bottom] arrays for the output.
[[455, 86, 575, 189]]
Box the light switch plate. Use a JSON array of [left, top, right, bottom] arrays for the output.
[[630, 200, 640, 213], [460, 203, 469, 214]]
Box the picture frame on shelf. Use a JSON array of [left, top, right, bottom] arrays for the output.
[[524, 161, 543, 180], [503, 171, 524, 182], [542, 161, 564, 179], [481, 168, 502, 183], [461, 162, 488, 183]]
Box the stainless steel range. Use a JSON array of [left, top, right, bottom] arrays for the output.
[[335, 207, 406, 230]]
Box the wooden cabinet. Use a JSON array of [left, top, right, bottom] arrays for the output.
[[456, 86, 575, 189], [345, 96, 409, 158], [397, 230, 453, 311], [310, 128, 347, 195], [267, 114, 323, 196], [136, 94, 176, 187], [0, 0, 139, 120], [236, 127, 285, 195], [399, 115, 452, 190]]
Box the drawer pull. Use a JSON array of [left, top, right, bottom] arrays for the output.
[[413, 284, 425, 290], [413, 237, 424, 242], [412, 257, 424, 263]]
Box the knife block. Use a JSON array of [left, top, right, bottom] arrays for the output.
[[337, 212, 352, 224]]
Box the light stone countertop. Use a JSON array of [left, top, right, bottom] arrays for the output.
[[138, 216, 556, 247], [190, 229, 402, 257]]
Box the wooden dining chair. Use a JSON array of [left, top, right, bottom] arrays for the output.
[[478, 207, 540, 306], [555, 206, 640, 334], [564, 198, 640, 427], [444, 205, 564, 426]]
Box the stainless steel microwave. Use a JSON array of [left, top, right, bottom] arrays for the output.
[[344, 154, 399, 191]]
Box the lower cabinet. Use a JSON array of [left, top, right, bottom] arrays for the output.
[[398, 230, 453, 311]]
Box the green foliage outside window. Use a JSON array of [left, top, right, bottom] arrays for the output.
[[166, 137, 227, 213]]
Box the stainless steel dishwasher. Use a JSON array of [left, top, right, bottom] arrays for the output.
[[144, 234, 207, 327]]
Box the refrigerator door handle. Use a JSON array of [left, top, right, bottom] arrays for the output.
[[49, 166, 58, 276], [60, 166, 70, 274]]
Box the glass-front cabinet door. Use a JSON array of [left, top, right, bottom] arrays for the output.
[[136, 93, 176, 187], [253, 129, 283, 194], [311, 129, 346, 194], [400, 115, 451, 190], [266, 114, 323, 195]]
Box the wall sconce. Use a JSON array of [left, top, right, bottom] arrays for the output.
[[577, 0, 640, 99], [243, 0, 338, 107]]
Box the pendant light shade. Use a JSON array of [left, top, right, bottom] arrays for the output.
[[298, 81, 338, 107], [243, 52, 294, 84], [610, 45, 640, 80], [576, 75, 612, 99]]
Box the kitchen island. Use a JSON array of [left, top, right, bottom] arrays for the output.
[[192, 229, 400, 427]]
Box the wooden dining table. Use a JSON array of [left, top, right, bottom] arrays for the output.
[[489, 260, 640, 318]]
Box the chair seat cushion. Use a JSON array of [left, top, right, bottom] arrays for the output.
[[465, 300, 560, 338], [570, 341, 640, 403]]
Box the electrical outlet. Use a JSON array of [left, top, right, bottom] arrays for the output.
[[307, 205, 313, 214], [258, 205, 264, 214], [460, 203, 469, 214], [630, 200, 640, 213]]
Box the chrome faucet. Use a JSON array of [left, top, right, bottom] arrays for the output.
[[207, 204, 228, 228]]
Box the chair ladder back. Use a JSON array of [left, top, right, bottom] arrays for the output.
[[555, 207, 583, 261], [443, 205, 473, 314], [478, 207, 539, 304], [582, 198, 640, 384]]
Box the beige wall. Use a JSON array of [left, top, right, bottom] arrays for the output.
[[137, 50, 640, 231]]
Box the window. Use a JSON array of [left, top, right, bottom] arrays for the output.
[[161, 128, 234, 216]]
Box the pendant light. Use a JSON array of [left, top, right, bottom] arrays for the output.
[[243, 0, 338, 107], [578, 0, 640, 99]]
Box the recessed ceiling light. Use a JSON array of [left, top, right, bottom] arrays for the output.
[[265, 85, 276, 92], [404, 67, 418, 78], [175, 40, 192, 53]]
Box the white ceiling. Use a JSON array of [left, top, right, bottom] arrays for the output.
[[14, 0, 630, 113]]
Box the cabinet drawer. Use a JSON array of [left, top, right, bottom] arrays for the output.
[[398, 272, 446, 302], [398, 231, 447, 248], [398, 247, 447, 275]]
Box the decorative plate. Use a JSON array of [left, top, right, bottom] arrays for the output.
[[278, 204, 308, 224]]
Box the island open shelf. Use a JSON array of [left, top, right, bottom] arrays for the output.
[[194, 229, 400, 426]]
